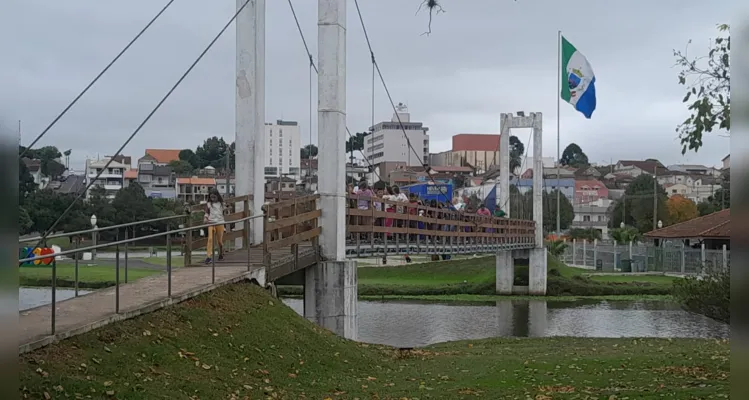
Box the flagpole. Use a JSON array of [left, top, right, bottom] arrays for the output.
[[556, 30, 562, 235]]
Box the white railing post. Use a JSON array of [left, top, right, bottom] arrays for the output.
[[722, 244, 728, 270], [572, 239, 577, 265], [593, 238, 598, 270], [701, 242, 706, 270], [628, 241, 633, 259], [613, 241, 618, 270], [680, 242, 686, 274], [582, 239, 587, 267]]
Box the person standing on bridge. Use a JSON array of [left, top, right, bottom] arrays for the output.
[[204, 189, 226, 263]]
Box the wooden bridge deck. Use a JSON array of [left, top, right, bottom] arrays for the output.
[[186, 243, 317, 282]]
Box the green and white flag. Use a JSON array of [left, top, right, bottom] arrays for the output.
[[560, 36, 596, 119]]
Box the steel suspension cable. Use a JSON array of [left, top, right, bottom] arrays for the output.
[[19, 0, 179, 158], [24, 0, 254, 258]]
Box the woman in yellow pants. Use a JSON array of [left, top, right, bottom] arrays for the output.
[[204, 189, 226, 263]]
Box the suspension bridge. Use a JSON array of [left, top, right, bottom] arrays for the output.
[[18, 0, 547, 352]]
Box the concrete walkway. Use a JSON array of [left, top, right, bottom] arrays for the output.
[[19, 265, 264, 353]]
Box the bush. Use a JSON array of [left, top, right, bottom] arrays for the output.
[[672, 267, 729, 323], [547, 275, 671, 297]]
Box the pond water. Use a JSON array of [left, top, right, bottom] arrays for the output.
[[282, 298, 728, 348], [18, 288, 728, 348], [19, 287, 91, 311]]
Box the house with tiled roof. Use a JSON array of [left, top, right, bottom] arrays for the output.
[[614, 160, 669, 177], [176, 176, 217, 203], [142, 149, 181, 165], [645, 208, 729, 250], [574, 179, 608, 205], [135, 149, 182, 199]]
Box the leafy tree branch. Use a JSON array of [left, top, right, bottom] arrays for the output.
[[674, 24, 730, 154]]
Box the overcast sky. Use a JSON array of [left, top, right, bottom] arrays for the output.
[[4, 0, 731, 170]]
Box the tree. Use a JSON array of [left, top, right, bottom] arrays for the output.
[[87, 185, 116, 229], [509, 135, 525, 173], [151, 198, 185, 231], [674, 24, 730, 154], [545, 239, 568, 258], [345, 132, 366, 154], [609, 174, 670, 233], [560, 143, 589, 168], [44, 159, 66, 178], [21, 145, 66, 178], [609, 226, 643, 244], [112, 182, 155, 236], [510, 189, 574, 233], [18, 159, 36, 203], [195, 137, 230, 168], [23, 189, 85, 236], [542, 189, 574, 233], [169, 160, 194, 175], [667, 195, 699, 223], [19, 207, 33, 235], [301, 144, 318, 159], [179, 149, 200, 169]]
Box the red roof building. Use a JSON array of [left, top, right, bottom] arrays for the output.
[[574, 179, 609, 205], [452, 134, 500, 152]]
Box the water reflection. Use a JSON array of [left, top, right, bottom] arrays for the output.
[[19, 287, 91, 311], [282, 298, 728, 348]]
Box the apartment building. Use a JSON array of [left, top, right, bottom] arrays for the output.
[[364, 104, 429, 167], [571, 198, 613, 236], [136, 149, 180, 199], [265, 120, 301, 178], [85, 157, 131, 199]]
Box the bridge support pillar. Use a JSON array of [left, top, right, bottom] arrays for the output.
[[529, 247, 547, 295], [528, 300, 548, 337], [495, 251, 514, 295], [303, 261, 358, 340]]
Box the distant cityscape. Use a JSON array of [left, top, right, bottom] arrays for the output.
[[21, 104, 729, 238]]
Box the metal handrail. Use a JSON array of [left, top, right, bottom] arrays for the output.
[[19, 214, 188, 244], [18, 214, 263, 264]]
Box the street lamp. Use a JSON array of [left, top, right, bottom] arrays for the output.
[[658, 220, 663, 229], [90, 214, 98, 261], [620, 221, 625, 229]]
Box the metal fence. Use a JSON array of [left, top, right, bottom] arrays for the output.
[[560, 239, 730, 274]]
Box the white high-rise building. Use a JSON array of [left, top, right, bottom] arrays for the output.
[[364, 103, 429, 166], [265, 120, 301, 178]]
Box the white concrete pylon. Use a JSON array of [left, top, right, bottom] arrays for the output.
[[317, 0, 347, 261], [235, 0, 266, 245]]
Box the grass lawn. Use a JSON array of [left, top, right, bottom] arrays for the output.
[[588, 274, 680, 285], [306, 255, 677, 299], [19, 283, 729, 399], [19, 265, 163, 289]]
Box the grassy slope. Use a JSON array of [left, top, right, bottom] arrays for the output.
[[20, 282, 729, 399]]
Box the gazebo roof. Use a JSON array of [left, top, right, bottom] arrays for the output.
[[644, 209, 730, 239]]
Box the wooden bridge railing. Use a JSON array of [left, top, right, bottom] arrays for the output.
[[263, 195, 321, 259], [345, 195, 536, 247], [182, 192, 534, 269]]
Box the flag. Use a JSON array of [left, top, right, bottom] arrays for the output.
[[560, 36, 596, 119]]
